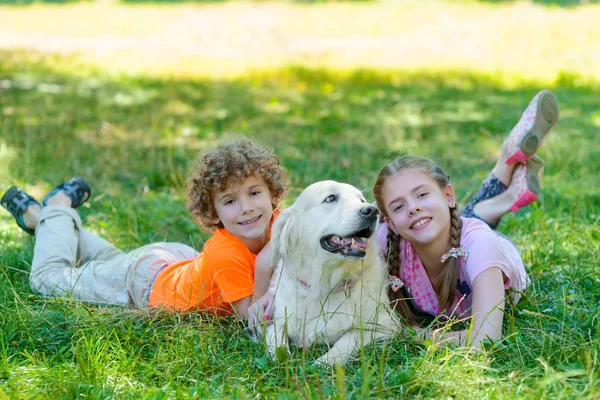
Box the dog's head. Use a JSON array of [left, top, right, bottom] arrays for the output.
[[271, 180, 379, 264]]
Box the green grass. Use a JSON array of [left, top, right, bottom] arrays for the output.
[[1, 1, 600, 394], [1, 50, 598, 398]]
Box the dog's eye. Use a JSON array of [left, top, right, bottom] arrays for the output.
[[324, 194, 337, 203]]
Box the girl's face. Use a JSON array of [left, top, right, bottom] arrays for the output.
[[382, 169, 456, 248]]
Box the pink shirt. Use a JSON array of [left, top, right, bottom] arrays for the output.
[[376, 217, 528, 317]]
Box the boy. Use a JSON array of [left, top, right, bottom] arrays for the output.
[[1, 138, 287, 319]]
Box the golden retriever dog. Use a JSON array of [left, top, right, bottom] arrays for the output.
[[264, 180, 401, 366]]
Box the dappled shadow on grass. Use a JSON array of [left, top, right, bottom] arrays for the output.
[[0, 49, 599, 398]]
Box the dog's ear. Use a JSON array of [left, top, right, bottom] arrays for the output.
[[271, 206, 299, 264]]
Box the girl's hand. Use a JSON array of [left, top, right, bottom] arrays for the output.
[[412, 325, 460, 345], [413, 267, 506, 348], [411, 326, 431, 342]]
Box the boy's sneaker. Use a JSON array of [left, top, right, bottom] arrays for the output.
[[504, 90, 559, 165], [509, 155, 545, 213], [1, 186, 41, 235], [43, 177, 91, 208]]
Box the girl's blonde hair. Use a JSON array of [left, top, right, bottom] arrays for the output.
[[372, 155, 462, 322], [186, 138, 288, 232]]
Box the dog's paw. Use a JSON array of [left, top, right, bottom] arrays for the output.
[[247, 330, 260, 344]]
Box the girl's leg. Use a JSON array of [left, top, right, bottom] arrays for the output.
[[463, 157, 544, 229], [460, 141, 519, 230], [461, 90, 556, 229], [464, 190, 514, 229], [460, 172, 509, 230], [491, 139, 519, 187]]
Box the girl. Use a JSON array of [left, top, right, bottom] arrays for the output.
[[372, 90, 559, 347]]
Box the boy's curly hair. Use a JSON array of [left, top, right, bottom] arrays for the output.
[[186, 138, 288, 231]]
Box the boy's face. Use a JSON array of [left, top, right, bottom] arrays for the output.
[[213, 175, 274, 251]]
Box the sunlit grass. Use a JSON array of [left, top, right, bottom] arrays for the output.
[[1, 1, 600, 81]]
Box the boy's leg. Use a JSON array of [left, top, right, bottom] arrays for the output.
[[125, 242, 198, 308], [30, 205, 81, 296], [78, 228, 126, 262], [30, 205, 130, 304]]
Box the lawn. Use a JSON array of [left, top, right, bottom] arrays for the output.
[[1, 1, 599, 398]]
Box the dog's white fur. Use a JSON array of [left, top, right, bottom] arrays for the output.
[[264, 180, 401, 366]]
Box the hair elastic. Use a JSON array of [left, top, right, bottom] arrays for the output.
[[440, 247, 469, 263], [389, 275, 404, 292]]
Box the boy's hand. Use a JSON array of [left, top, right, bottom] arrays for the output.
[[247, 291, 275, 336]]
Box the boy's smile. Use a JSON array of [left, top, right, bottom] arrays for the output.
[[213, 175, 274, 254]]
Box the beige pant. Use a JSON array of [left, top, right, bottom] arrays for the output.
[[30, 206, 198, 307]]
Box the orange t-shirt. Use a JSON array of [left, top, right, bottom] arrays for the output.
[[148, 211, 279, 315]]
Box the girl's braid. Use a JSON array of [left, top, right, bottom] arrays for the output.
[[435, 206, 462, 309], [387, 227, 418, 322]]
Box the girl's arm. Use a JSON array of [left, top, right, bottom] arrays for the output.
[[468, 266, 506, 346], [253, 241, 274, 299], [417, 267, 506, 348]]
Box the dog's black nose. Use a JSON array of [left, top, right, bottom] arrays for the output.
[[360, 205, 378, 217]]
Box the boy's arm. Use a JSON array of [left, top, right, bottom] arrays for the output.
[[232, 295, 253, 320], [209, 249, 256, 319], [253, 241, 275, 298], [233, 292, 275, 329]]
